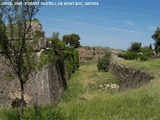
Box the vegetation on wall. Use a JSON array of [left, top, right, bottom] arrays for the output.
[[0, 7, 80, 116], [39, 32, 79, 79], [65, 47, 79, 78], [0, 3, 42, 118]]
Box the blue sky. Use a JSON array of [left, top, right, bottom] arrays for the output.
[[36, 0, 160, 50]]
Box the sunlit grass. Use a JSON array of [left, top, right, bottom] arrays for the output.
[[57, 61, 160, 120], [115, 59, 160, 76], [1, 61, 160, 119]]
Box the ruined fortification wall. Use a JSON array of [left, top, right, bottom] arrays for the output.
[[0, 55, 67, 107], [108, 54, 154, 91], [0, 20, 69, 107], [109, 63, 154, 91]]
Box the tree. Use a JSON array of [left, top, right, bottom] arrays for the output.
[[62, 33, 80, 48], [128, 42, 141, 53], [152, 27, 160, 54], [0, 1, 42, 118], [97, 52, 111, 71], [149, 44, 153, 50]]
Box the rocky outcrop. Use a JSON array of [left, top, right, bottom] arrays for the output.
[[77, 46, 106, 62], [109, 63, 154, 91]]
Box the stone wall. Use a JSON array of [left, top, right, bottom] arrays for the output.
[[109, 63, 154, 91], [0, 56, 67, 107], [0, 20, 69, 107]]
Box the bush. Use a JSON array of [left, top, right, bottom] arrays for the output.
[[141, 46, 154, 57], [97, 52, 111, 71], [117, 51, 147, 61], [118, 52, 139, 60], [138, 54, 147, 61]]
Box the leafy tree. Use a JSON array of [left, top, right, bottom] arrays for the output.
[[152, 27, 160, 54], [97, 52, 111, 71], [128, 42, 141, 52], [41, 32, 79, 88], [62, 33, 80, 48], [149, 44, 153, 50], [0, 1, 42, 118], [51, 32, 66, 60]]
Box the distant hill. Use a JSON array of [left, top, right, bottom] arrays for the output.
[[77, 46, 106, 63], [77, 46, 123, 63]]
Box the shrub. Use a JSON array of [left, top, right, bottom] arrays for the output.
[[128, 42, 141, 52], [118, 52, 139, 60], [117, 51, 147, 61], [141, 46, 154, 57], [97, 52, 111, 71], [138, 54, 147, 61]]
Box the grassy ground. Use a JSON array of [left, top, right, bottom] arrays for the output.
[[115, 59, 160, 79], [1, 61, 160, 119], [56, 61, 160, 120], [61, 62, 119, 103]]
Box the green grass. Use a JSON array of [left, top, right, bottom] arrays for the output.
[[115, 59, 160, 77], [57, 61, 160, 120], [1, 60, 160, 119], [0, 108, 19, 120]]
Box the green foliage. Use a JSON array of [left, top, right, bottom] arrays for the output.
[[141, 46, 154, 57], [118, 51, 147, 61], [56, 61, 160, 120], [33, 30, 45, 39], [2, 61, 160, 119], [118, 42, 154, 61], [97, 52, 111, 71], [32, 18, 40, 23], [0, 107, 66, 120], [128, 42, 141, 52], [39, 50, 56, 68], [61, 69, 83, 103], [4, 71, 14, 81], [0, 4, 42, 117], [22, 107, 66, 120], [149, 44, 153, 50], [0, 108, 19, 120], [38, 32, 79, 78], [38, 32, 65, 68], [152, 27, 160, 53], [65, 47, 79, 78], [62, 33, 80, 48]]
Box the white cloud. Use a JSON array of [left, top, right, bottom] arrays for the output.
[[48, 18, 144, 35], [124, 20, 135, 26], [112, 27, 145, 35], [74, 15, 85, 19]]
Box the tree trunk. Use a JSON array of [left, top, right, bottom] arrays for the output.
[[20, 80, 24, 118]]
